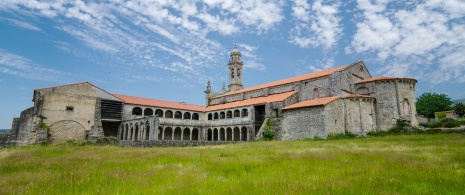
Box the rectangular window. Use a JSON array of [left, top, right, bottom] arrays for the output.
[[66, 106, 74, 112]]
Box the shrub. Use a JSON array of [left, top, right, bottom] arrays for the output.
[[435, 112, 446, 120], [441, 118, 460, 128], [96, 136, 118, 145], [262, 116, 275, 141], [326, 132, 358, 140], [39, 123, 48, 129]]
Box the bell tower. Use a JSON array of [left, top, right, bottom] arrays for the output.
[[228, 42, 243, 92]]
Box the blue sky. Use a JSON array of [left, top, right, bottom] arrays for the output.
[[1, 0, 464, 129]]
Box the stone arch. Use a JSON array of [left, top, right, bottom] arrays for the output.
[[220, 128, 225, 141], [241, 109, 249, 118], [192, 128, 199, 140], [48, 120, 86, 143], [134, 123, 139, 141], [234, 110, 240, 117], [207, 128, 213, 141], [403, 98, 411, 115], [214, 113, 219, 120], [226, 127, 233, 141], [233, 127, 240, 141], [145, 123, 150, 140], [158, 126, 163, 140], [155, 109, 164, 117], [355, 87, 369, 95], [213, 128, 218, 141], [120, 124, 124, 140], [174, 127, 182, 140], [208, 113, 212, 120], [220, 112, 225, 119], [165, 110, 173, 118], [226, 111, 232, 118], [132, 107, 142, 115], [241, 126, 248, 141], [183, 128, 190, 140], [125, 124, 129, 140], [192, 113, 199, 120], [144, 108, 153, 116], [164, 127, 173, 140], [174, 111, 182, 119], [184, 112, 191, 120]]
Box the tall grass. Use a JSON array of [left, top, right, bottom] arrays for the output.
[[1, 134, 465, 194]]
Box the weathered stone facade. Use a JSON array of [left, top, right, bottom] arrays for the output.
[[5, 44, 418, 147]]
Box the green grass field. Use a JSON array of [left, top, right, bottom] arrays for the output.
[[1, 133, 464, 194]]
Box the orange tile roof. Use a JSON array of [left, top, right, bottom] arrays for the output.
[[206, 91, 296, 111], [114, 94, 205, 112], [215, 66, 346, 98], [282, 96, 340, 110], [356, 76, 416, 84]]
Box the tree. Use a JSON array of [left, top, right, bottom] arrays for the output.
[[453, 102, 465, 117], [416, 92, 453, 118]]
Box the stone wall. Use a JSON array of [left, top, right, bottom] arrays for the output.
[[119, 140, 239, 147], [281, 106, 325, 140], [343, 98, 376, 135]]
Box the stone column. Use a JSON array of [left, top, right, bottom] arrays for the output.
[[172, 129, 174, 140], [162, 128, 165, 141], [232, 127, 234, 141]]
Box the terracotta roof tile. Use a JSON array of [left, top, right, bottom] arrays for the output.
[[356, 76, 416, 84], [215, 66, 346, 98], [282, 96, 340, 110], [206, 91, 296, 111], [114, 94, 205, 112]]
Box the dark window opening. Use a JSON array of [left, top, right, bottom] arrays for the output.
[[132, 107, 142, 115], [155, 109, 164, 117], [144, 108, 153, 116], [66, 106, 74, 112], [208, 113, 212, 120], [165, 110, 173, 118], [241, 109, 249, 118], [214, 113, 219, 120], [234, 110, 240, 117], [220, 112, 225, 119], [184, 112, 191, 120], [226, 111, 232, 118], [174, 111, 182, 119], [192, 113, 199, 120]]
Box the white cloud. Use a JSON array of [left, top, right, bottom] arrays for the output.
[[0, 49, 70, 82], [349, 0, 465, 83], [0, 17, 42, 31], [290, 0, 342, 50]]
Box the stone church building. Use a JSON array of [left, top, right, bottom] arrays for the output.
[[5, 44, 418, 146]]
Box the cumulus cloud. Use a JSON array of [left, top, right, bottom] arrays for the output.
[[349, 0, 465, 83], [290, 0, 343, 50]]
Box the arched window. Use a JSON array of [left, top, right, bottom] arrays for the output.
[[242, 109, 249, 117], [237, 69, 240, 78], [234, 110, 240, 117], [208, 113, 212, 120], [192, 113, 199, 120], [144, 108, 153, 116], [403, 98, 411, 115], [132, 107, 142, 115], [214, 113, 219, 120], [220, 112, 225, 119], [355, 87, 369, 95], [231, 69, 234, 78], [174, 111, 182, 119], [165, 110, 173, 118], [184, 112, 191, 120], [226, 111, 232, 118], [155, 109, 163, 117]]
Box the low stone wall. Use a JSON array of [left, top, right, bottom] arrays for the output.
[[0, 134, 14, 147], [119, 140, 241, 147]]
